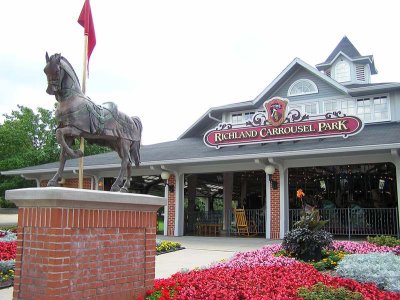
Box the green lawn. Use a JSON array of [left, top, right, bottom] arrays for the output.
[[157, 218, 164, 234]]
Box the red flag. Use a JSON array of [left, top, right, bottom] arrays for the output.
[[78, 0, 96, 64]]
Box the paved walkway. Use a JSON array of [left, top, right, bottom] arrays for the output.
[[0, 234, 279, 299], [156, 235, 280, 278], [0, 213, 18, 226]]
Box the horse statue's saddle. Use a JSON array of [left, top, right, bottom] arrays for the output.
[[58, 99, 141, 142]]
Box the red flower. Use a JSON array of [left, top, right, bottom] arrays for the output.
[[0, 241, 16, 261], [147, 263, 400, 299]]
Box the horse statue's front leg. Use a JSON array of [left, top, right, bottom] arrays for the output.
[[55, 127, 84, 158], [48, 137, 73, 187]]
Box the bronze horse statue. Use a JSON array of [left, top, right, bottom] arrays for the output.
[[44, 52, 142, 192]]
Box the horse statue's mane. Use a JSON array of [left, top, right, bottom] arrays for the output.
[[61, 55, 81, 89], [51, 53, 82, 90]]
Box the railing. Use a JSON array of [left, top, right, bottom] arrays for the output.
[[185, 209, 266, 236], [227, 209, 265, 236], [289, 208, 399, 238], [185, 211, 223, 235]]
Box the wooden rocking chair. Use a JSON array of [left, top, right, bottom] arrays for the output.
[[234, 208, 258, 236]]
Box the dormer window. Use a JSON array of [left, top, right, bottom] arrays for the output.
[[287, 79, 318, 96], [335, 60, 351, 82]]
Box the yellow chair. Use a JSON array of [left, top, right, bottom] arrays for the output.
[[234, 208, 258, 236]]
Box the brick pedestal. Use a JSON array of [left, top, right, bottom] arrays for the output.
[[6, 187, 166, 300]]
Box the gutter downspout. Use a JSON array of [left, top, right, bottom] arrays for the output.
[[72, 170, 99, 190], [21, 175, 40, 187]]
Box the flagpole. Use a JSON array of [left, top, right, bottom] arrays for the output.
[[79, 35, 89, 189]]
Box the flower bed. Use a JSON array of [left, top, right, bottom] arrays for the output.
[[0, 230, 16, 289], [156, 240, 184, 255], [333, 240, 400, 254], [147, 263, 399, 299], [146, 240, 400, 299]]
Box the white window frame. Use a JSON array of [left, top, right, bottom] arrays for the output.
[[322, 98, 357, 116], [230, 109, 264, 124], [287, 79, 318, 97], [289, 100, 319, 115], [334, 60, 351, 83], [356, 94, 391, 123]]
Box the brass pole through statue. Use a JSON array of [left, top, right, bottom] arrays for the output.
[[79, 35, 89, 189]]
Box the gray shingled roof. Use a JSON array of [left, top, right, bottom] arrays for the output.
[[3, 122, 400, 175], [323, 36, 361, 63], [316, 36, 377, 75]]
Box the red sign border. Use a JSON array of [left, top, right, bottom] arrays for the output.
[[203, 115, 364, 149]]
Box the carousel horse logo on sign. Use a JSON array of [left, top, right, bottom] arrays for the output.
[[265, 97, 288, 127], [203, 97, 364, 149]]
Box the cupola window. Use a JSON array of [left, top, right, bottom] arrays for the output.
[[335, 60, 351, 82]]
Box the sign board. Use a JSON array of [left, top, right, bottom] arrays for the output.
[[204, 97, 364, 149]]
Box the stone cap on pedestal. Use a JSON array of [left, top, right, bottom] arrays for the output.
[[6, 187, 166, 211]]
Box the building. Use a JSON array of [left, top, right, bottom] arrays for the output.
[[3, 36, 400, 239]]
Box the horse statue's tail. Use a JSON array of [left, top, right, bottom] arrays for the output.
[[130, 116, 142, 167]]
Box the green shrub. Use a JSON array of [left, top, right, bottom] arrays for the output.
[[297, 282, 364, 300], [312, 249, 348, 271], [294, 208, 328, 231], [0, 225, 17, 232], [0, 198, 16, 208], [367, 235, 400, 247]]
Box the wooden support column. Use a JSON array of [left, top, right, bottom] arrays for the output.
[[223, 172, 233, 231]]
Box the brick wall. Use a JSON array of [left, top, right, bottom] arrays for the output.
[[14, 207, 156, 299], [167, 175, 176, 236], [270, 171, 280, 239], [40, 178, 92, 189]]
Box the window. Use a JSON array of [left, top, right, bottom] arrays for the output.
[[335, 60, 351, 82], [357, 96, 389, 122], [288, 79, 318, 96], [323, 99, 356, 115], [244, 112, 255, 122], [304, 103, 318, 114], [232, 113, 243, 124], [289, 102, 318, 115]]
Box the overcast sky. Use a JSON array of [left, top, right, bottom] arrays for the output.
[[0, 0, 399, 145]]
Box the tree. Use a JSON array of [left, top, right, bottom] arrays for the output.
[[0, 105, 111, 201]]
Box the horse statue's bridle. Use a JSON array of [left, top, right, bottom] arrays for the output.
[[45, 61, 63, 92], [47, 59, 81, 99]]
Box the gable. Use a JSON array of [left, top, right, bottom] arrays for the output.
[[180, 58, 348, 139], [260, 67, 348, 103]]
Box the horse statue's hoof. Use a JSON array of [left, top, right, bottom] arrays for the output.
[[119, 187, 129, 193], [47, 180, 57, 187], [110, 185, 120, 192]]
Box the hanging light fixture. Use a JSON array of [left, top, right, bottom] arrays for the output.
[[160, 171, 174, 193], [265, 165, 278, 189]]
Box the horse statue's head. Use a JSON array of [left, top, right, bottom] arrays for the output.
[[44, 52, 81, 100]]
